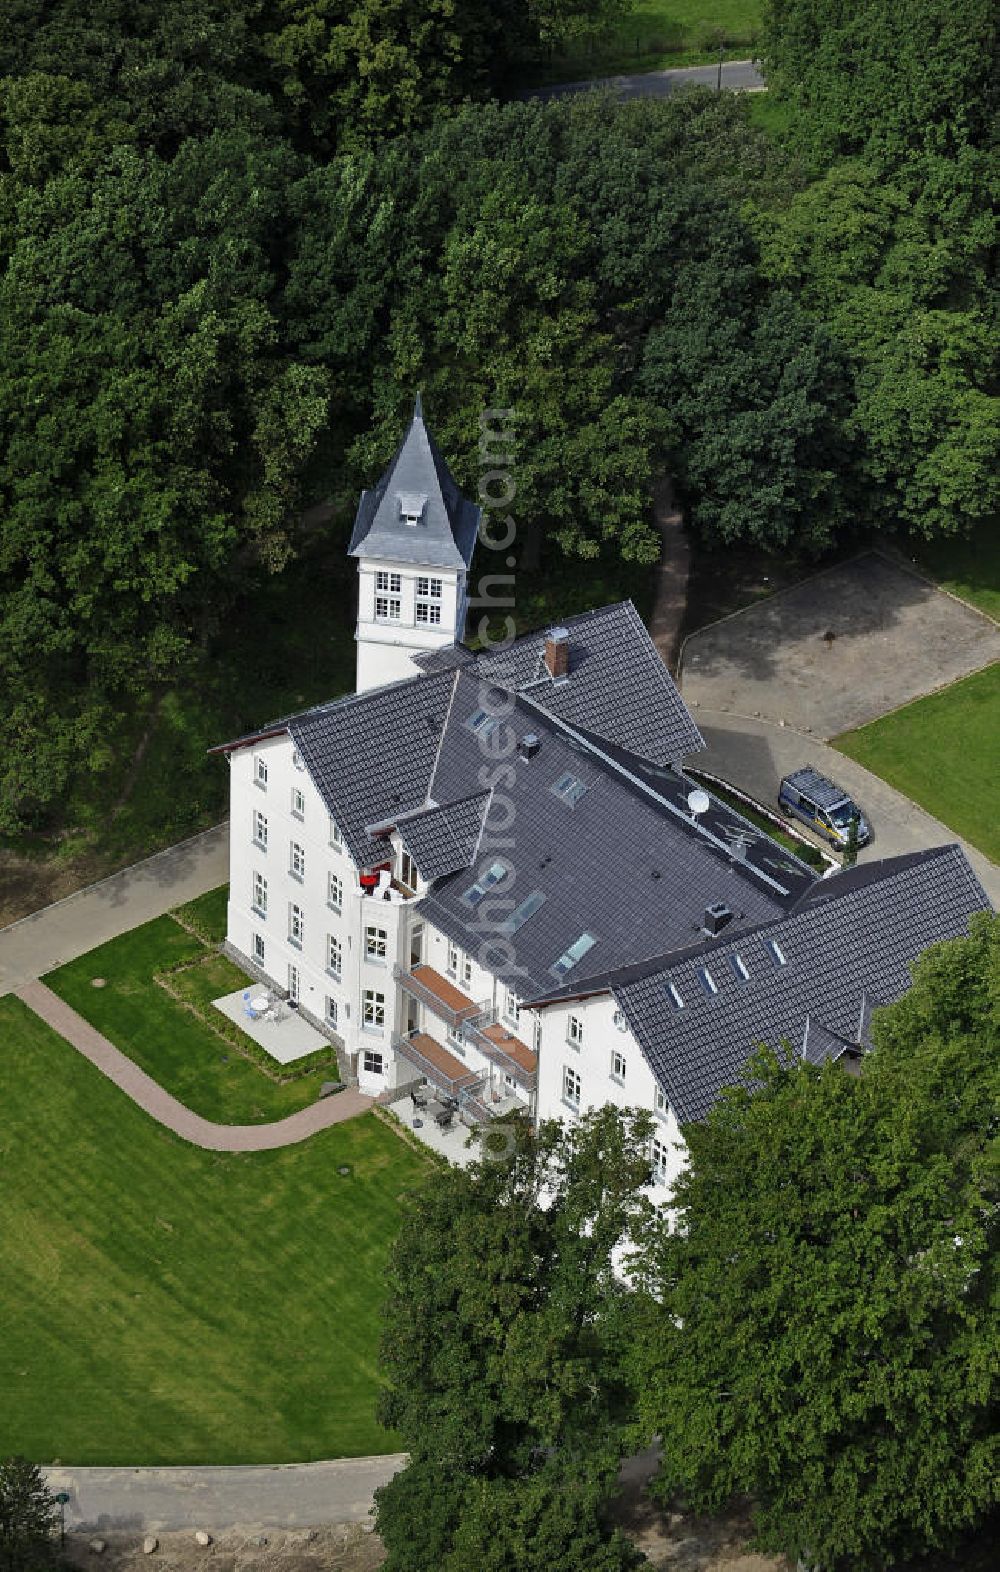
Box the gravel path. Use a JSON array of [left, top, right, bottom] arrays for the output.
[[15, 980, 373, 1150]]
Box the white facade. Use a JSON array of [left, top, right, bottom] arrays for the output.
[[355, 556, 467, 693]]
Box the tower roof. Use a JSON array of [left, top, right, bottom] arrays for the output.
[[348, 396, 480, 570]]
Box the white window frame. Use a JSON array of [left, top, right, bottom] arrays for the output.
[[253, 809, 268, 849], [375, 595, 401, 622], [288, 963, 300, 1003], [399, 851, 418, 892], [416, 576, 442, 598], [363, 990, 386, 1031], [328, 871, 343, 911], [610, 1048, 626, 1083], [416, 601, 442, 626], [253, 933, 265, 964], [326, 996, 338, 1029], [567, 1014, 584, 1048], [365, 925, 387, 963], [255, 756, 268, 790], [288, 902, 304, 948], [651, 1137, 670, 1186], [654, 1087, 670, 1120], [461, 952, 473, 989], [290, 840, 305, 879], [363, 1049, 384, 1075], [503, 986, 521, 1026], [446, 940, 459, 978], [327, 934, 342, 980], [252, 870, 268, 917], [375, 570, 402, 594], [446, 1023, 466, 1054], [563, 1064, 581, 1110], [291, 786, 305, 819], [329, 816, 343, 849]]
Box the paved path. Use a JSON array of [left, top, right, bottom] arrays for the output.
[[15, 981, 373, 1150], [43, 1456, 406, 1533], [691, 707, 1000, 906], [0, 824, 229, 997], [528, 59, 764, 100]]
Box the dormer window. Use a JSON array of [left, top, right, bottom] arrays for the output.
[[398, 492, 426, 526]]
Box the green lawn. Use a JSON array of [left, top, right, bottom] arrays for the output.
[[833, 664, 1000, 863], [0, 996, 426, 1464], [525, 0, 761, 84], [45, 914, 337, 1124], [913, 524, 1000, 623]]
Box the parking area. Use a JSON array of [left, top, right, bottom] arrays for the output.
[[680, 552, 1000, 738]]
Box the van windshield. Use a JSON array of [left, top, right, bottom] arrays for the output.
[[830, 802, 859, 828]]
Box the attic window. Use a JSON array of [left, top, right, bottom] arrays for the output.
[[461, 860, 509, 908], [551, 772, 588, 808], [766, 938, 788, 968], [697, 966, 719, 997], [730, 953, 750, 982], [666, 981, 684, 1010], [550, 932, 596, 980], [500, 890, 546, 935], [466, 709, 500, 740], [398, 492, 426, 526]]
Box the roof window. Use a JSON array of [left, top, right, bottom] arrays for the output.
[[551, 772, 588, 807], [550, 932, 596, 980], [666, 981, 684, 1010], [697, 966, 719, 997], [466, 709, 500, 739], [460, 860, 509, 908], [730, 953, 750, 982], [766, 938, 788, 968], [399, 491, 426, 525], [500, 890, 546, 935]]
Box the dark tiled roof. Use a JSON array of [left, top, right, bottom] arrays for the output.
[[614, 845, 990, 1124], [475, 601, 705, 765], [287, 669, 459, 868], [396, 792, 490, 881], [348, 397, 480, 570]]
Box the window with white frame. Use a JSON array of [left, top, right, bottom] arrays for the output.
[[415, 601, 442, 626], [288, 902, 304, 947], [327, 935, 342, 979], [329, 816, 342, 848], [376, 570, 402, 594], [416, 576, 442, 599], [503, 986, 521, 1026], [253, 933, 265, 964], [363, 990, 385, 1030], [291, 786, 305, 818], [567, 1014, 584, 1048], [375, 595, 401, 622], [399, 851, 418, 892], [650, 1137, 670, 1186], [365, 925, 387, 962], [363, 1049, 384, 1075], [461, 952, 473, 989], [252, 870, 268, 916], [288, 963, 300, 1003], [446, 1024, 466, 1053], [327, 871, 343, 911], [610, 1048, 627, 1083], [446, 940, 459, 977], [655, 1087, 670, 1120], [290, 840, 305, 879], [255, 756, 268, 789], [326, 996, 338, 1028], [563, 1065, 581, 1109], [253, 809, 268, 849]]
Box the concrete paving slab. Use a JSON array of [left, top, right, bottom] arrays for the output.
[[213, 988, 328, 1065], [681, 553, 1000, 738]]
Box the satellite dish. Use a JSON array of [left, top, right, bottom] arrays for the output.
[[687, 789, 711, 818]]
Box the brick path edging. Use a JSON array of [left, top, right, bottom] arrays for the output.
[[15, 981, 374, 1151]]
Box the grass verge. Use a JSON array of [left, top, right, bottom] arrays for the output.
[[833, 664, 1000, 863], [0, 995, 426, 1464], [45, 912, 337, 1123]]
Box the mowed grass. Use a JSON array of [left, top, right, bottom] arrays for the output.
[[914, 524, 1000, 623], [833, 664, 1000, 863], [526, 0, 761, 84], [45, 917, 335, 1124], [0, 997, 426, 1464]]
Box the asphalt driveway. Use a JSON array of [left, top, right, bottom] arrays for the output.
[[680, 553, 1000, 738]]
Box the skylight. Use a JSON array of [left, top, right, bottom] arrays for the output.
[[666, 981, 684, 1010], [697, 966, 719, 997], [551, 772, 588, 808], [465, 709, 500, 739], [500, 890, 546, 935], [550, 931, 597, 979], [730, 953, 751, 982], [766, 938, 788, 968], [460, 860, 508, 907]]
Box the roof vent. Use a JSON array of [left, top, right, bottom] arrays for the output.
[[544, 626, 569, 680], [518, 732, 541, 761], [704, 902, 733, 935]]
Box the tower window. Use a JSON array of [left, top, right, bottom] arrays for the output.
[[375, 596, 401, 622], [376, 571, 401, 593], [416, 602, 442, 625], [416, 577, 442, 598]]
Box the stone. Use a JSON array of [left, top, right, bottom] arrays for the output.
[[142, 1537, 158, 1555], [89, 1541, 106, 1555], [195, 1531, 212, 1547], [91, 978, 106, 988]]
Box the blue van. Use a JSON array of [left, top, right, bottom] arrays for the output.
[[779, 767, 870, 849]]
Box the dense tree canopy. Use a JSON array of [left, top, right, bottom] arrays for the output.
[[631, 913, 1000, 1570]]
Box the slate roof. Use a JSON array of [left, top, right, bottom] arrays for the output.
[[395, 792, 490, 881], [475, 601, 705, 766], [348, 396, 480, 570], [612, 845, 990, 1124]]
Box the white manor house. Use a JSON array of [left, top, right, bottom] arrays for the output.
[[214, 401, 989, 1191]]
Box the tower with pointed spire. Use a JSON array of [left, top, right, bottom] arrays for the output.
[[348, 396, 480, 693]]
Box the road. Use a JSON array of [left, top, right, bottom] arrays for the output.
[[0, 823, 228, 996], [526, 58, 764, 101], [43, 1458, 406, 1533]]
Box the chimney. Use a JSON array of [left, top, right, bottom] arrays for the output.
[[518, 733, 541, 761], [544, 626, 569, 680], [704, 902, 733, 936]]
